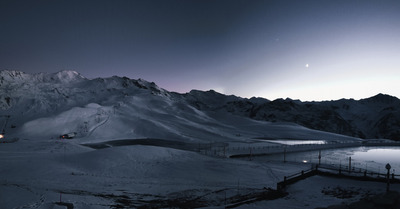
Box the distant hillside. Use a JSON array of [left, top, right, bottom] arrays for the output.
[[1, 70, 398, 141], [187, 91, 400, 140]]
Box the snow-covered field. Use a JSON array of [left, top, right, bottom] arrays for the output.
[[0, 137, 308, 208], [1, 71, 394, 208], [2, 137, 398, 209], [236, 175, 400, 209]]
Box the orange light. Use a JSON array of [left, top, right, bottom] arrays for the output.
[[0, 134, 3, 139]]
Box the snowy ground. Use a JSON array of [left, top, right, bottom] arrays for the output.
[[1, 71, 390, 208], [237, 175, 400, 209], [2, 135, 398, 209], [0, 137, 301, 208]]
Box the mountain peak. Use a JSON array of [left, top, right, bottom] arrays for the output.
[[0, 70, 30, 80], [362, 93, 399, 104], [48, 70, 86, 83], [0, 70, 86, 84]]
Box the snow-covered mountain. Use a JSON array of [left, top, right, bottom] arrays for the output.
[[1, 70, 397, 142], [2, 70, 399, 209], [215, 93, 400, 140]]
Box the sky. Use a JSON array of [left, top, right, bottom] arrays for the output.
[[1, 0, 400, 101]]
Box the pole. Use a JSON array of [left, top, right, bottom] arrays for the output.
[[349, 157, 351, 173], [386, 163, 391, 192], [318, 150, 321, 165], [283, 147, 286, 163], [387, 169, 390, 192]]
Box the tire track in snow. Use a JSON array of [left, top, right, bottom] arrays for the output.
[[87, 114, 110, 137]]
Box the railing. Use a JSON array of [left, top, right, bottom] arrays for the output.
[[276, 167, 318, 190], [198, 140, 400, 158], [276, 163, 400, 191], [200, 141, 362, 158], [317, 163, 400, 181]]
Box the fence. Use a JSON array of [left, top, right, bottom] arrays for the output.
[[199, 141, 363, 158], [317, 163, 400, 181], [276, 163, 400, 191], [198, 141, 400, 163], [277, 167, 317, 190]]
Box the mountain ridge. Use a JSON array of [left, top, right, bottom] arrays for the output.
[[1, 70, 399, 140]]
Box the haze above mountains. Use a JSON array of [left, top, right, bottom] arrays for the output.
[[1, 70, 399, 141]]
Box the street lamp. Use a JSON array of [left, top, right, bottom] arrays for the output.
[[386, 163, 391, 192]]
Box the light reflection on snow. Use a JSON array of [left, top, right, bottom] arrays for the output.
[[255, 146, 400, 174], [262, 139, 327, 145], [351, 148, 400, 172]]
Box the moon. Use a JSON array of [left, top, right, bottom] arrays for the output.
[[305, 64, 309, 68]]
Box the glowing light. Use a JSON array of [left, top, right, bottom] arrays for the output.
[[305, 64, 309, 68], [0, 134, 3, 139], [302, 160, 308, 163]]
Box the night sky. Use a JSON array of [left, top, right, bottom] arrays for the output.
[[1, 0, 400, 101]]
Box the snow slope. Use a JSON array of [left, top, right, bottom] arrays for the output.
[[0, 70, 395, 209], [0, 70, 360, 143], [0, 137, 313, 208]]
